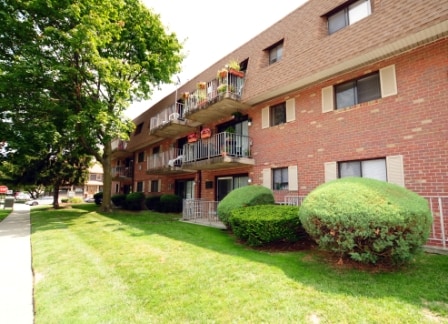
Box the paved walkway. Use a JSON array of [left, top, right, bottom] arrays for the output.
[[0, 203, 34, 324]]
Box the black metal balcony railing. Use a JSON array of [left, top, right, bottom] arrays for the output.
[[183, 132, 251, 163], [150, 72, 245, 130]]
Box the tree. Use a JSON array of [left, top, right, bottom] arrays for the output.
[[0, 0, 183, 211]]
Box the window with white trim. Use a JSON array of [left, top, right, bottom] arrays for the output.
[[270, 103, 286, 126], [327, 0, 371, 34], [268, 41, 283, 65], [335, 72, 380, 109], [137, 151, 145, 163], [134, 122, 143, 135], [262, 165, 299, 191], [339, 158, 387, 181], [262, 99, 296, 129], [324, 155, 405, 186], [322, 65, 397, 113], [136, 181, 144, 192], [273, 167, 289, 190], [150, 180, 159, 193]]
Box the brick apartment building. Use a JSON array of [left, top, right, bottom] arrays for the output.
[[111, 0, 448, 249]]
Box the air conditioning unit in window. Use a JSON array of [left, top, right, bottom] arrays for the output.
[[169, 113, 179, 121]]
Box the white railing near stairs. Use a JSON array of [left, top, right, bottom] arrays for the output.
[[182, 195, 448, 252]]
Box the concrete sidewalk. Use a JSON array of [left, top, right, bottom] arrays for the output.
[[0, 203, 34, 324]]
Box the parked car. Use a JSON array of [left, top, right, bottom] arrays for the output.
[[25, 196, 54, 206], [15, 192, 31, 201]]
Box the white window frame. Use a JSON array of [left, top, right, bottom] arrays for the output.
[[324, 155, 404, 186], [328, 0, 371, 35], [262, 99, 295, 129], [322, 64, 397, 113]]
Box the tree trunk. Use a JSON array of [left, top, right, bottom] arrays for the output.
[[53, 183, 60, 209], [100, 141, 113, 212]]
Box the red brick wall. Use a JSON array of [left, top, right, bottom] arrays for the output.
[[250, 37, 448, 198]]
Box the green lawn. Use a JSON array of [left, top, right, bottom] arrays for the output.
[[0, 209, 10, 222], [31, 204, 448, 323]]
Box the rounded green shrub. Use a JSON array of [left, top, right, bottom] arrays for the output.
[[111, 194, 127, 207], [230, 205, 305, 246], [299, 177, 432, 265], [217, 185, 275, 228], [93, 192, 103, 206], [125, 192, 145, 211]]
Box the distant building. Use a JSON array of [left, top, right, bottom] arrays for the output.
[[83, 162, 103, 198]]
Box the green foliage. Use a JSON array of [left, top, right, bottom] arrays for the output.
[[217, 185, 275, 228], [93, 192, 103, 206], [159, 194, 182, 213], [68, 197, 84, 204], [230, 205, 304, 246], [145, 195, 161, 211], [111, 194, 127, 207], [299, 177, 433, 265], [0, 0, 183, 212], [125, 192, 145, 211]]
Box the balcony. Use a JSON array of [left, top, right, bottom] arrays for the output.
[[111, 166, 133, 180], [111, 139, 131, 158], [149, 71, 249, 139], [181, 132, 254, 170], [146, 148, 195, 175], [149, 103, 201, 138]]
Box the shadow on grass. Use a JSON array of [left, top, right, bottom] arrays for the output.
[[31, 204, 448, 318]]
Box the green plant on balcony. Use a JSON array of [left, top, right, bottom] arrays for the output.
[[228, 59, 240, 71], [217, 84, 235, 94]]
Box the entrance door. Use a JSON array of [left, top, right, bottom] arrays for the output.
[[175, 179, 194, 199], [216, 177, 232, 201]]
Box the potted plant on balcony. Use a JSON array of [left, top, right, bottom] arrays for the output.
[[227, 59, 244, 78], [182, 92, 190, 100], [197, 81, 206, 90], [188, 132, 198, 143], [200, 128, 211, 139], [217, 68, 227, 81]]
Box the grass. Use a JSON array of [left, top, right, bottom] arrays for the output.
[[31, 204, 448, 323], [0, 208, 11, 222]]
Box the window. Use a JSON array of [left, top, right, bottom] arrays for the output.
[[134, 122, 143, 135], [136, 181, 144, 192], [268, 41, 283, 65], [339, 158, 387, 181], [262, 99, 295, 129], [89, 174, 103, 181], [335, 72, 380, 109], [322, 65, 397, 113], [270, 102, 286, 126], [150, 180, 159, 193], [273, 168, 288, 190], [137, 151, 145, 163], [328, 0, 371, 34]]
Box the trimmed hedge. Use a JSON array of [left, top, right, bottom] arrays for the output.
[[145, 195, 161, 211], [125, 192, 145, 211], [299, 177, 432, 265], [217, 185, 275, 228], [159, 194, 182, 213], [111, 194, 127, 208], [230, 205, 304, 246]]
